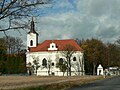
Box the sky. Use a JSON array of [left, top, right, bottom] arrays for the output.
[[1, 0, 120, 44]]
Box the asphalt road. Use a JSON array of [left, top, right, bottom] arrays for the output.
[[70, 76, 120, 90]]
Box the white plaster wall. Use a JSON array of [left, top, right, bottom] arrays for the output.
[[97, 68, 103, 75], [26, 51, 85, 76], [27, 33, 37, 47], [97, 65, 103, 75]]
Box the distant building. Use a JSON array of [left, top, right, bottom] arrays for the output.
[[97, 64, 103, 75], [106, 67, 120, 76], [26, 19, 85, 76]]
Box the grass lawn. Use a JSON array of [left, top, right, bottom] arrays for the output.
[[0, 75, 104, 90]]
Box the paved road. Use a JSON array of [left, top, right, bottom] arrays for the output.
[[70, 76, 120, 90]]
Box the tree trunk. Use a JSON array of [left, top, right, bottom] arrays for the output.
[[36, 67, 37, 76], [63, 72, 65, 76], [48, 65, 50, 76], [93, 63, 96, 75], [69, 58, 71, 76], [66, 58, 69, 76]]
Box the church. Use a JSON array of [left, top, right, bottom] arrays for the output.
[[26, 19, 85, 76]]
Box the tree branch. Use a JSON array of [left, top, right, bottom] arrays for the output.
[[0, 0, 6, 13], [0, 26, 26, 31], [0, 0, 52, 33], [1, 0, 17, 14]]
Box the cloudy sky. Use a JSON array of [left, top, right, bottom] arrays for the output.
[[1, 0, 120, 44]]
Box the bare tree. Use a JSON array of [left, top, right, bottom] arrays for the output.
[[41, 56, 52, 76], [47, 59, 52, 76], [56, 60, 67, 76], [3, 36, 24, 54], [0, 0, 52, 35], [78, 55, 84, 75], [15, 37, 24, 53], [69, 55, 84, 76], [26, 62, 33, 75], [61, 44, 76, 76], [0, 37, 7, 54], [32, 56, 40, 75]]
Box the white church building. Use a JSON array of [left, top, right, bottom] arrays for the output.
[[26, 19, 85, 76]]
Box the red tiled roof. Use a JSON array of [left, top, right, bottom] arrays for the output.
[[29, 39, 83, 52]]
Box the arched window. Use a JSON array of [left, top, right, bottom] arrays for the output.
[[59, 58, 63, 64], [52, 45, 54, 48], [42, 58, 47, 67], [73, 57, 76, 61], [52, 62, 54, 66], [30, 40, 33, 46]]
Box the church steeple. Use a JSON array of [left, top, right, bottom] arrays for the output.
[[27, 18, 39, 47], [28, 17, 38, 34], [31, 17, 35, 32]]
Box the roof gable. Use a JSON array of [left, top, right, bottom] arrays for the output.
[[29, 39, 83, 52]]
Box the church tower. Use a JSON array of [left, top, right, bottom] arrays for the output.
[[27, 18, 38, 47]]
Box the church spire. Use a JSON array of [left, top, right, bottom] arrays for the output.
[[31, 17, 35, 32], [28, 17, 38, 34], [27, 17, 39, 47]]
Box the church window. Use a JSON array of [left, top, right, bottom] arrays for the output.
[[59, 58, 63, 64], [52, 45, 54, 48], [73, 57, 76, 61], [52, 62, 54, 66], [42, 58, 47, 67], [48, 43, 58, 50], [51, 72, 55, 76], [30, 40, 33, 46]]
